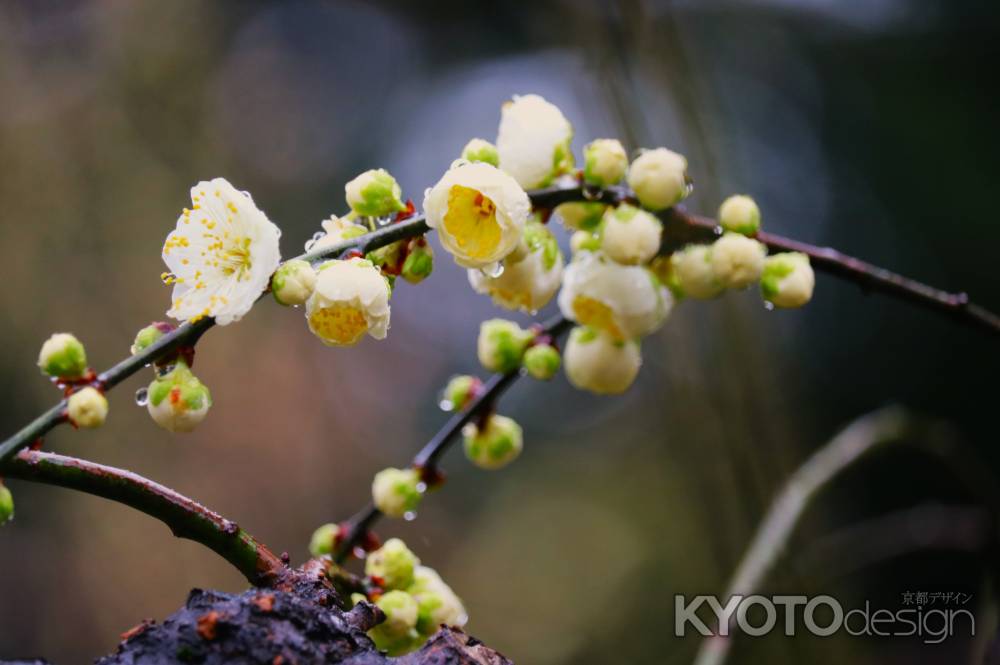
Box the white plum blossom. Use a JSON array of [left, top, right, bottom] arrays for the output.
[[311, 215, 368, 252], [627, 148, 689, 211], [711, 233, 767, 289], [306, 257, 391, 346], [761, 252, 815, 308], [467, 221, 563, 312], [423, 162, 529, 269], [496, 94, 574, 189], [558, 251, 672, 341], [600, 204, 663, 266], [563, 327, 641, 395], [162, 178, 281, 325]]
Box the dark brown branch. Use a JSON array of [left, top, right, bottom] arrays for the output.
[[333, 315, 573, 564], [0, 449, 291, 588]]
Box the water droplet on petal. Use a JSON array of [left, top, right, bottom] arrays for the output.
[[134, 387, 149, 406], [312, 231, 326, 241], [241, 190, 254, 203], [481, 262, 504, 278], [403, 511, 417, 522]]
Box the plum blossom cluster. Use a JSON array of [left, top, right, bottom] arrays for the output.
[[14, 91, 819, 654], [308, 530, 466, 656]]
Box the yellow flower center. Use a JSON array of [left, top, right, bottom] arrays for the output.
[[572, 295, 624, 340], [218, 236, 253, 280], [443, 185, 502, 260], [309, 304, 369, 346]]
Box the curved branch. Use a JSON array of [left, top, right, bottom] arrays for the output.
[[333, 315, 573, 564], [0, 449, 290, 588]]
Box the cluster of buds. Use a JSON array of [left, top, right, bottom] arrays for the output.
[[130, 323, 212, 433], [270, 170, 433, 348], [36, 332, 109, 429], [654, 195, 815, 309], [343, 538, 466, 656], [477, 319, 560, 381]]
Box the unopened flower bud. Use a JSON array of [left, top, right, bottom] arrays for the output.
[[555, 202, 608, 231], [345, 169, 406, 217], [460, 138, 500, 167], [563, 326, 641, 395], [583, 138, 628, 186], [309, 522, 341, 558], [401, 240, 434, 284], [374, 590, 419, 639], [522, 344, 560, 381], [760, 252, 815, 308], [271, 259, 317, 306], [131, 323, 173, 355], [372, 467, 422, 518], [38, 333, 87, 379], [366, 537, 419, 590], [67, 386, 108, 428], [600, 204, 662, 265], [477, 319, 534, 373], [409, 566, 467, 634], [718, 195, 761, 236], [441, 375, 479, 411], [570, 230, 602, 255], [463, 414, 523, 470], [711, 233, 767, 289], [0, 483, 13, 525], [627, 148, 689, 210], [658, 245, 723, 300], [146, 364, 212, 433]]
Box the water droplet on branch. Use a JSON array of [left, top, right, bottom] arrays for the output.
[[134, 387, 149, 406]]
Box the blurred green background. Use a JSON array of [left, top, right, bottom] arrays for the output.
[[2, 1, 999, 663]]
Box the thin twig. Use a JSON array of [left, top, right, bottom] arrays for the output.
[[0, 449, 290, 588], [333, 315, 573, 564], [692, 407, 915, 665]]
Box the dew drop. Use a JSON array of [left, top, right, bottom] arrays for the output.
[[134, 387, 149, 407], [415, 482, 428, 494], [527, 309, 539, 317], [438, 399, 454, 412], [481, 262, 504, 278], [582, 186, 601, 201], [241, 190, 255, 203], [352, 546, 366, 559], [312, 231, 327, 241], [156, 364, 176, 378], [713, 226, 724, 236], [403, 511, 417, 522], [763, 301, 775, 311]]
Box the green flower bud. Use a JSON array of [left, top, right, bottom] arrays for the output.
[[37, 333, 87, 379], [0, 483, 13, 525], [583, 138, 628, 187], [522, 344, 560, 381], [131, 324, 170, 355], [477, 319, 534, 374], [271, 259, 317, 306], [463, 414, 523, 470], [345, 169, 406, 217], [460, 138, 500, 167], [600, 204, 663, 266], [627, 147, 689, 211], [308, 522, 341, 558], [760, 252, 815, 308], [564, 326, 641, 395], [372, 467, 422, 518], [66, 386, 108, 428], [408, 566, 467, 634], [373, 590, 419, 639], [657, 245, 723, 300], [441, 375, 479, 411], [718, 194, 761, 236], [570, 229, 602, 255], [400, 240, 434, 284], [554, 202, 608, 231], [146, 364, 212, 433], [366, 537, 420, 590]]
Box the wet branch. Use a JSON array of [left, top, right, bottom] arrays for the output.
[[333, 315, 573, 564], [0, 449, 291, 588]]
